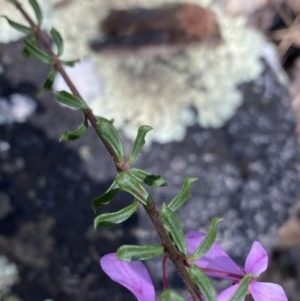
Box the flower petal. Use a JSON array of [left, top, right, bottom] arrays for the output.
[[244, 241, 268, 275], [186, 231, 243, 280], [217, 284, 243, 301], [100, 253, 156, 301], [250, 282, 288, 301]]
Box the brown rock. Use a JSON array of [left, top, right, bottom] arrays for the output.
[[91, 3, 220, 55]]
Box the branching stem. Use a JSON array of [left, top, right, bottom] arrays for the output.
[[14, 2, 203, 300]]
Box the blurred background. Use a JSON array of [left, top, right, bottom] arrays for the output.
[[1, 0, 300, 300]]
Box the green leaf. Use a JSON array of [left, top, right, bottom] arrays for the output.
[[22, 37, 36, 58], [160, 290, 186, 301], [168, 176, 198, 212], [50, 27, 64, 56], [54, 91, 89, 113], [128, 125, 152, 163], [61, 59, 80, 66], [96, 116, 125, 162], [115, 172, 152, 206], [91, 181, 119, 212], [188, 217, 223, 262], [189, 265, 217, 301], [29, 0, 43, 25], [117, 245, 163, 261], [94, 200, 139, 229], [23, 39, 53, 64], [228, 275, 253, 301], [159, 203, 187, 255], [1, 16, 32, 34], [129, 168, 167, 188], [59, 119, 88, 142], [37, 67, 57, 96]]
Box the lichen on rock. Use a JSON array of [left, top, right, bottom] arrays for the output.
[[87, 1, 265, 143], [3, 0, 268, 143]]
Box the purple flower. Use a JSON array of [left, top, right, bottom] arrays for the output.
[[100, 253, 156, 301], [100, 231, 288, 301], [186, 231, 244, 281], [216, 241, 288, 301]]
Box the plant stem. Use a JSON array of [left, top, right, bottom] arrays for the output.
[[14, 2, 203, 300]]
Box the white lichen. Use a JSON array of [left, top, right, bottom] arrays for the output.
[[3, 0, 269, 143], [86, 1, 264, 142], [0, 256, 19, 298], [0, 94, 36, 124]]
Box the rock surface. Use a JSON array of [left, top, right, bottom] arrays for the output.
[[0, 40, 299, 300]]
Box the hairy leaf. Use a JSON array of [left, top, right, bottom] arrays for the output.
[[168, 176, 198, 212], [59, 119, 88, 142], [29, 0, 43, 25], [128, 125, 152, 163], [54, 91, 88, 113], [96, 116, 125, 162], [1, 16, 32, 34], [116, 172, 152, 206], [160, 203, 187, 255], [91, 181, 119, 212], [160, 290, 186, 301], [23, 39, 53, 64], [38, 67, 57, 95], [94, 201, 139, 229], [50, 27, 64, 56], [188, 217, 223, 262], [129, 168, 167, 188], [189, 265, 217, 301], [117, 245, 163, 261]]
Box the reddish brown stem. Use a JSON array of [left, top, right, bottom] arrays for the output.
[[162, 254, 169, 289], [14, 2, 203, 300]]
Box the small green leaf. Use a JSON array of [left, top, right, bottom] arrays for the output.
[[117, 245, 163, 261], [29, 0, 43, 25], [37, 67, 57, 96], [54, 91, 89, 113], [128, 125, 152, 163], [94, 200, 139, 229], [129, 168, 168, 188], [189, 265, 217, 301], [1, 16, 32, 34], [96, 116, 125, 162], [228, 275, 253, 301], [22, 37, 37, 58], [50, 27, 64, 56], [159, 203, 187, 255], [23, 39, 53, 64], [188, 217, 223, 262], [160, 290, 186, 301], [59, 119, 88, 142], [168, 176, 198, 212], [91, 181, 119, 212], [115, 172, 152, 206], [61, 59, 80, 66]]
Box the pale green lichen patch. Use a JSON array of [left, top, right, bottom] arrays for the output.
[[87, 1, 264, 143], [3, 0, 266, 143]]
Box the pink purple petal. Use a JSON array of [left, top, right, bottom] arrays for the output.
[[100, 253, 156, 301], [244, 241, 268, 275], [217, 284, 243, 301], [186, 231, 243, 280], [250, 282, 288, 301]]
